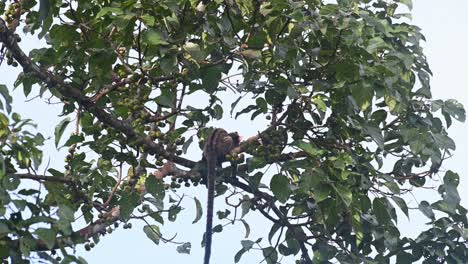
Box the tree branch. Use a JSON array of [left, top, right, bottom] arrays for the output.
[[0, 18, 195, 169], [6, 207, 121, 251]]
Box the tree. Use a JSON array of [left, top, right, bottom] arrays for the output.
[[0, 0, 467, 263]]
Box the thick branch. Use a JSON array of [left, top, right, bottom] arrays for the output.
[[0, 18, 195, 169], [6, 207, 121, 251], [12, 173, 73, 183]]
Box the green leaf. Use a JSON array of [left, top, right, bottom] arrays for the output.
[[19, 236, 35, 256], [96, 7, 124, 18], [443, 99, 465, 122], [160, 54, 178, 74], [58, 205, 75, 222], [431, 99, 444, 112], [391, 196, 409, 218], [143, 29, 169, 46], [373, 198, 391, 224], [240, 219, 250, 238], [176, 242, 191, 254], [443, 183, 460, 211], [246, 157, 266, 172], [443, 170, 459, 187], [155, 94, 173, 108], [202, 68, 222, 93], [143, 225, 161, 245], [184, 42, 204, 62], [363, 125, 384, 149], [366, 37, 388, 53], [286, 86, 299, 99], [182, 135, 193, 154], [0, 84, 12, 113], [240, 196, 251, 218], [235, 104, 258, 119], [262, 247, 278, 264], [120, 191, 141, 219], [397, 0, 413, 10], [335, 185, 352, 207], [192, 197, 203, 224], [397, 252, 413, 264], [336, 62, 359, 82], [0, 222, 10, 236], [168, 204, 182, 222], [270, 174, 291, 203], [240, 49, 261, 59], [351, 83, 373, 111], [241, 240, 255, 251], [35, 228, 56, 250], [312, 96, 327, 112], [293, 141, 324, 156], [140, 14, 155, 26], [432, 133, 456, 150], [230, 96, 242, 116], [268, 223, 281, 244], [54, 118, 71, 147], [418, 201, 435, 220], [213, 224, 223, 233], [234, 248, 247, 263], [265, 89, 286, 106], [149, 212, 164, 224], [145, 176, 165, 201], [38, 0, 51, 24], [0, 155, 5, 181]]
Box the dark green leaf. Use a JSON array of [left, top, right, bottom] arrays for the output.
[[234, 248, 247, 263], [182, 135, 193, 154], [96, 7, 124, 18], [120, 192, 141, 219], [192, 197, 203, 224], [335, 185, 352, 207], [293, 141, 324, 156], [38, 0, 51, 24], [143, 29, 169, 46], [145, 176, 165, 201], [143, 225, 161, 245], [0, 85, 12, 113], [184, 42, 204, 62], [241, 240, 255, 251], [168, 205, 182, 222], [0, 223, 10, 236], [176, 242, 191, 254], [262, 247, 278, 264], [418, 201, 435, 220], [270, 174, 291, 203], [213, 224, 223, 233], [140, 14, 155, 26], [35, 228, 56, 250], [265, 89, 286, 106], [391, 196, 409, 218], [350, 83, 373, 111], [54, 118, 71, 147], [240, 219, 250, 238], [202, 68, 222, 93], [373, 198, 391, 224], [363, 125, 384, 149], [398, 0, 413, 10], [268, 223, 281, 244], [443, 99, 465, 122], [0, 155, 5, 181]]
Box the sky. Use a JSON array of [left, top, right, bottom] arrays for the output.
[[1, 0, 467, 263]]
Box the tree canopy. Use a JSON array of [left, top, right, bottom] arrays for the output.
[[0, 0, 467, 263]]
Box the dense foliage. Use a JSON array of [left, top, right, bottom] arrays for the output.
[[0, 0, 467, 263]]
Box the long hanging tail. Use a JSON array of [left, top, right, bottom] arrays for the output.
[[204, 154, 216, 264]]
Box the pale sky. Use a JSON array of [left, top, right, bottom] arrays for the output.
[[0, 1, 467, 263]]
